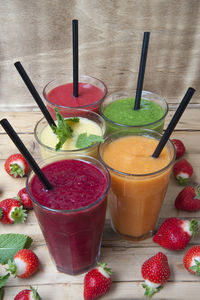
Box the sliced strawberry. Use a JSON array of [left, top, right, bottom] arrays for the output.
[[7, 249, 39, 278], [183, 246, 200, 275], [4, 154, 30, 178], [141, 252, 170, 297], [0, 198, 27, 224], [173, 158, 193, 186], [17, 187, 33, 210], [84, 262, 112, 300], [172, 139, 185, 159], [14, 286, 42, 300], [175, 185, 200, 211], [153, 218, 198, 250]]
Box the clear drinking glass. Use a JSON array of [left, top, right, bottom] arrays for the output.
[[34, 108, 106, 160], [99, 129, 175, 241], [100, 91, 168, 134], [26, 154, 110, 275], [43, 73, 107, 118]]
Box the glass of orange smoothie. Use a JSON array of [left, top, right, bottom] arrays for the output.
[[99, 129, 175, 241]]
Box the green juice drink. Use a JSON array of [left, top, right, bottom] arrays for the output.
[[100, 91, 168, 133]]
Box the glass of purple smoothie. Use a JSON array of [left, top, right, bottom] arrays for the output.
[[26, 154, 110, 275], [43, 72, 107, 119]]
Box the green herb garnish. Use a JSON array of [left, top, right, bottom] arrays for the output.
[[51, 107, 79, 151], [76, 133, 104, 149]]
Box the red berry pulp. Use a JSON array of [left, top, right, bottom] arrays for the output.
[[29, 159, 109, 275]]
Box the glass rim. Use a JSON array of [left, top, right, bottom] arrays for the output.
[[34, 110, 106, 153], [98, 128, 176, 178], [26, 154, 111, 213], [43, 74, 108, 109], [99, 90, 169, 128]]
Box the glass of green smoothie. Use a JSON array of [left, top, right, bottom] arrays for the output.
[[99, 91, 168, 134]]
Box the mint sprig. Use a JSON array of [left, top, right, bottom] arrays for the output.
[[0, 233, 32, 264], [76, 133, 104, 149], [51, 107, 79, 151]]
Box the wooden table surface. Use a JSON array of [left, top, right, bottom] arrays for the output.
[[0, 109, 200, 299]]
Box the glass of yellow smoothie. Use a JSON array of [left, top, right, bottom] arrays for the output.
[[34, 108, 106, 159], [99, 129, 175, 241], [100, 91, 168, 134]]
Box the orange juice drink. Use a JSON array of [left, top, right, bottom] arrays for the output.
[[99, 129, 175, 241]]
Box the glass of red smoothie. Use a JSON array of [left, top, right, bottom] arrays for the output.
[[43, 73, 107, 118], [100, 91, 168, 134], [34, 108, 106, 160], [26, 154, 110, 275], [99, 129, 175, 241]]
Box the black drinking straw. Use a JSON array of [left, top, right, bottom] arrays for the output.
[[134, 32, 150, 110], [73, 19, 79, 97], [14, 61, 56, 128], [0, 118, 53, 190], [152, 87, 195, 158]]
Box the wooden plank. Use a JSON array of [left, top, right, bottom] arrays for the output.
[[0, 107, 200, 133], [4, 281, 200, 300], [0, 246, 199, 285]]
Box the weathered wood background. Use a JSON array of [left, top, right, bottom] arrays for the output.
[[1, 0, 200, 111]]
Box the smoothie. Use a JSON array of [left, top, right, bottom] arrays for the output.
[[43, 75, 107, 118], [100, 91, 168, 133], [99, 130, 175, 240], [36, 117, 103, 159], [27, 156, 110, 275]]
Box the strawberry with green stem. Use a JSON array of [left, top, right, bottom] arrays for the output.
[[7, 249, 39, 278], [84, 262, 112, 300], [4, 154, 30, 178], [173, 158, 193, 186], [14, 286, 42, 300], [0, 198, 27, 224], [141, 252, 170, 297], [175, 185, 200, 211], [153, 218, 199, 250], [183, 246, 200, 275]]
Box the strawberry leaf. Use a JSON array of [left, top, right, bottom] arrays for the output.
[[142, 284, 163, 297], [0, 208, 2, 220], [76, 133, 104, 149], [0, 234, 33, 264], [10, 163, 25, 178], [31, 286, 43, 300], [0, 273, 10, 288]]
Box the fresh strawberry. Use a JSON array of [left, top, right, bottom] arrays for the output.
[[17, 187, 33, 209], [153, 218, 198, 250], [7, 249, 39, 278], [4, 153, 30, 178], [175, 185, 200, 211], [14, 286, 42, 300], [141, 252, 170, 297], [0, 198, 27, 224], [183, 246, 200, 275], [84, 262, 112, 300], [173, 158, 193, 185], [172, 139, 185, 159]]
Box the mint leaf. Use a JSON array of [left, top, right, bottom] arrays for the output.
[[0, 273, 10, 288], [0, 288, 3, 300], [0, 233, 33, 264], [52, 107, 79, 151], [76, 133, 104, 149], [66, 117, 79, 123]]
